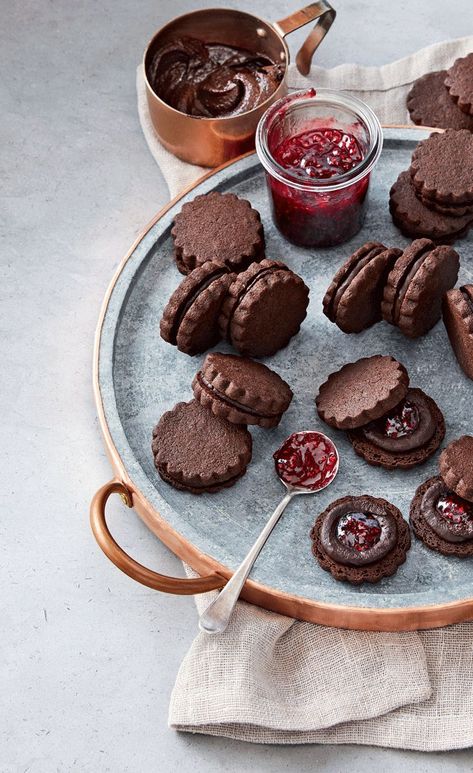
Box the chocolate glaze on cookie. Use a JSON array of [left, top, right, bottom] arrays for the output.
[[410, 476, 473, 557]]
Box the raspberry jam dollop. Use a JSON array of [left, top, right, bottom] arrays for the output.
[[336, 512, 382, 552], [382, 400, 419, 438], [274, 128, 364, 181], [274, 431, 338, 490], [436, 494, 473, 525]]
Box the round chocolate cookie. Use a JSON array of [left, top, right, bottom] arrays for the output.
[[219, 259, 310, 358], [310, 495, 411, 584], [171, 191, 265, 275], [381, 238, 460, 338], [316, 355, 409, 430], [322, 242, 402, 333], [407, 70, 473, 130], [389, 171, 473, 243], [445, 53, 473, 116], [410, 130, 473, 205], [347, 388, 445, 470], [443, 285, 473, 380], [410, 476, 473, 557], [192, 352, 293, 428], [152, 399, 252, 494], [160, 261, 234, 355], [439, 436, 473, 503]]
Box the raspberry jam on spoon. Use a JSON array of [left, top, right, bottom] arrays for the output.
[[199, 431, 339, 635]]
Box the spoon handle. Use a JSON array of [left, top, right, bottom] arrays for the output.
[[199, 490, 295, 635]]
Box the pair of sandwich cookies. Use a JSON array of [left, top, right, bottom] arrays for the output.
[[171, 191, 265, 275], [322, 242, 402, 333], [316, 355, 445, 470], [390, 130, 473, 241], [219, 259, 310, 357], [443, 284, 473, 380], [152, 353, 293, 493], [310, 495, 411, 584], [410, 436, 473, 557]]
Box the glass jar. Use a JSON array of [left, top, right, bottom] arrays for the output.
[[255, 89, 383, 248]]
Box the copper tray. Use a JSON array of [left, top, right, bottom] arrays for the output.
[[91, 127, 473, 631]]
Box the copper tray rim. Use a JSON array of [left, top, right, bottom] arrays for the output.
[[92, 125, 473, 631]]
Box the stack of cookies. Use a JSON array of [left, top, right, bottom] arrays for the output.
[[152, 353, 293, 494], [161, 191, 310, 358], [407, 55, 473, 132], [389, 128, 473, 241]]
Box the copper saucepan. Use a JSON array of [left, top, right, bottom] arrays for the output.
[[143, 3, 336, 167]]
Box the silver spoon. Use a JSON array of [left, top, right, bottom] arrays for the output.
[[199, 430, 339, 635]]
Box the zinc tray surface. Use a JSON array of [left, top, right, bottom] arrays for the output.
[[96, 128, 473, 630]]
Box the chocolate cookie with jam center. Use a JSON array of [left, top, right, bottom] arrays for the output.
[[410, 476, 473, 557], [192, 351, 293, 428], [310, 495, 411, 584], [442, 284, 473, 380], [322, 242, 402, 333], [171, 191, 265, 275], [347, 388, 445, 470], [381, 238, 460, 338]]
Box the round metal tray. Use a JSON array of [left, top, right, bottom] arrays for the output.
[[91, 127, 473, 631]]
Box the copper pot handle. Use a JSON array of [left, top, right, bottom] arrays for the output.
[[274, 1, 336, 76], [90, 480, 227, 594]]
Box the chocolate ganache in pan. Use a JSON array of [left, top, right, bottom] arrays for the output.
[[148, 36, 284, 117]]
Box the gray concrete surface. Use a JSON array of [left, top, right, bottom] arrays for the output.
[[2, 1, 473, 771]]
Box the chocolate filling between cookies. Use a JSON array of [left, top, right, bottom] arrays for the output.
[[224, 265, 290, 338], [195, 372, 281, 419], [169, 267, 229, 343], [327, 245, 386, 319], [361, 389, 436, 453], [393, 244, 433, 323]]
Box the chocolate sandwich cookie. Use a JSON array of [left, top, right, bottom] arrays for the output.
[[347, 388, 445, 470], [410, 476, 473, 557], [439, 436, 473, 503], [445, 53, 473, 116], [410, 130, 473, 206], [310, 495, 411, 584], [322, 242, 402, 333], [389, 171, 473, 243], [219, 258, 310, 358], [443, 284, 473, 380], [160, 261, 234, 355], [171, 191, 265, 275], [192, 352, 293, 428], [407, 70, 473, 131], [152, 399, 252, 494], [316, 355, 409, 430], [381, 238, 460, 338]]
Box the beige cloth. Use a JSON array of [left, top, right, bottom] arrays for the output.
[[137, 38, 473, 750]]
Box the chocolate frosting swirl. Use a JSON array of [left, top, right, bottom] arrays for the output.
[[148, 37, 284, 117]]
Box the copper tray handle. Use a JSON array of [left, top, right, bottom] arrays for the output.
[[90, 481, 227, 594], [274, 1, 336, 76]]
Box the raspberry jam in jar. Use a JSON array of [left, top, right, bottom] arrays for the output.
[[256, 89, 382, 247], [273, 431, 339, 491]]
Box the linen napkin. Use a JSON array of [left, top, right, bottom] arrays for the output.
[[137, 37, 473, 750]]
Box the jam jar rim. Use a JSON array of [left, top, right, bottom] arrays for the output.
[[255, 88, 383, 193]]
